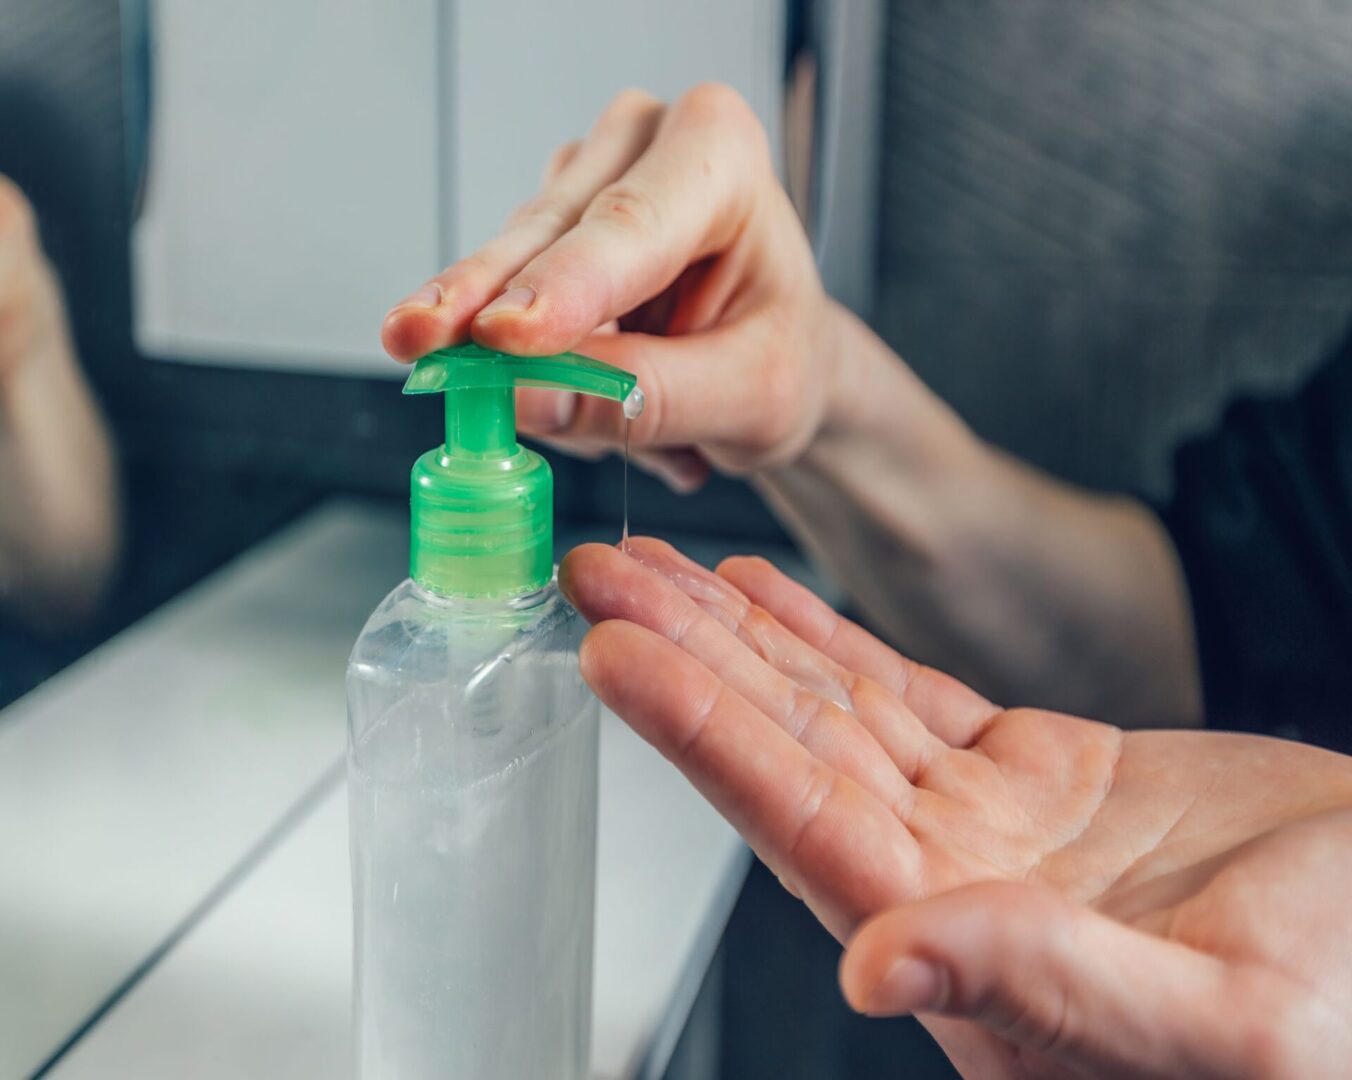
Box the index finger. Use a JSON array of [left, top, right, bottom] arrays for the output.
[[381, 89, 665, 361], [582, 618, 920, 940], [471, 82, 773, 357]]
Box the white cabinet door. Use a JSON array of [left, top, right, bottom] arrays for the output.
[[130, 0, 785, 377]]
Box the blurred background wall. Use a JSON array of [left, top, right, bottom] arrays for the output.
[[6, 0, 1349, 555], [874, 0, 1352, 500]]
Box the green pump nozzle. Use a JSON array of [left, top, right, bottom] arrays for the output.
[[403, 342, 643, 598]]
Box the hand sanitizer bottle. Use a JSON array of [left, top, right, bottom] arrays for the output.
[[346, 343, 643, 1079]]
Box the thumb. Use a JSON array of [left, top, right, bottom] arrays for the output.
[[839, 882, 1297, 1079]]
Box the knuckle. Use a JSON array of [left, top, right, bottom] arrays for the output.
[[603, 87, 662, 122], [785, 764, 838, 862], [0, 178, 36, 245], [585, 179, 661, 237], [1228, 980, 1306, 1080], [675, 82, 770, 161], [747, 360, 806, 450], [740, 555, 775, 580], [507, 192, 574, 234], [542, 139, 581, 181], [674, 679, 724, 764], [676, 81, 751, 127], [784, 687, 844, 742], [1238, 1017, 1300, 1080]]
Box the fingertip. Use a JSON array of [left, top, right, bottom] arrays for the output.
[[715, 554, 795, 610], [838, 939, 875, 1014], [559, 542, 622, 608], [578, 618, 634, 698], [381, 306, 439, 362], [840, 909, 950, 1018], [839, 908, 906, 1009], [715, 554, 774, 586]]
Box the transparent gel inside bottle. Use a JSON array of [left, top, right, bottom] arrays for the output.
[[347, 576, 598, 1079]]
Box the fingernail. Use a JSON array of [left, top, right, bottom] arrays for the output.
[[865, 958, 946, 1016], [398, 283, 442, 308], [639, 455, 705, 495], [662, 463, 705, 495], [478, 285, 536, 319]]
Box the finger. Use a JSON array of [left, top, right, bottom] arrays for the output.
[[522, 431, 609, 462], [613, 538, 945, 782], [626, 539, 856, 705], [841, 882, 1305, 1079], [471, 82, 773, 355], [512, 323, 801, 458], [515, 393, 710, 490], [541, 139, 582, 184], [629, 448, 710, 493], [382, 89, 665, 361], [524, 429, 712, 491], [581, 617, 920, 939], [718, 555, 1001, 747], [0, 176, 38, 251], [561, 542, 912, 808]]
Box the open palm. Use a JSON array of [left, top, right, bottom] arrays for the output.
[[560, 539, 1352, 1079]]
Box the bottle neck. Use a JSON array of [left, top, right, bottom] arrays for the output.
[[408, 575, 557, 615], [445, 386, 516, 458]]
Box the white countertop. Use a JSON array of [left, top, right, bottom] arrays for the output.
[[1, 499, 750, 1079]]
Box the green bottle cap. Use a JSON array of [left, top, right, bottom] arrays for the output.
[[403, 342, 643, 598]]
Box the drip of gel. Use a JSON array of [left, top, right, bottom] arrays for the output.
[[620, 386, 644, 554]]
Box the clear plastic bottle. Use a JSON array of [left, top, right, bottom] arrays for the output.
[[348, 577, 597, 1079], [345, 343, 640, 1079]]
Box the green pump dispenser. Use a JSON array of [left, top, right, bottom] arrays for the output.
[[403, 342, 643, 599]]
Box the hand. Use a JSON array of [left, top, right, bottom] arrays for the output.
[[381, 84, 849, 492], [0, 175, 118, 627], [0, 176, 65, 389], [559, 538, 1352, 1079], [376, 86, 1200, 735]]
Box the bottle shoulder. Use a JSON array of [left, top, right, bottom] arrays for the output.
[[346, 576, 595, 785], [348, 577, 582, 679]]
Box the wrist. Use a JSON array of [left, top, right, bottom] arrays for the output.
[[756, 301, 1000, 578], [810, 299, 993, 506]]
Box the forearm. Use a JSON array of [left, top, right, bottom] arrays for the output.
[[0, 319, 119, 628], [754, 304, 1202, 727]]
